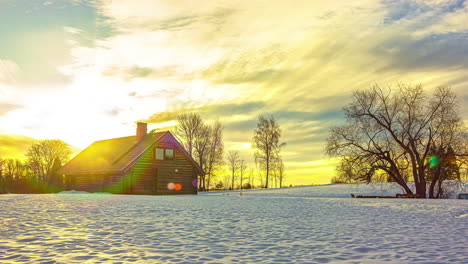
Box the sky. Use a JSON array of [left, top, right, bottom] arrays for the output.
[[0, 0, 467, 185]]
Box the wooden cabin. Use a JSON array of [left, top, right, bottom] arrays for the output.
[[58, 123, 203, 195]]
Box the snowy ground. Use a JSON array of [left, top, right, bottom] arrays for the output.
[[0, 184, 467, 263]]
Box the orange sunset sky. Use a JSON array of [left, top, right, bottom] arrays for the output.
[[1, 0, 467, 185]]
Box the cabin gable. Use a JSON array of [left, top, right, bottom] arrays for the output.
[[126, 133, 198, 195]]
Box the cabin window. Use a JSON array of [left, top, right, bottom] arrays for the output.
[[165, 149, 174, 160], [155, 148, 164, 160]]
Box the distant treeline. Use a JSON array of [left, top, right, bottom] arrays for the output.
[[0, 139, 71, 194]]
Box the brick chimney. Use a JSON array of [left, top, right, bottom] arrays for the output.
[[136, 122, 147, 141]]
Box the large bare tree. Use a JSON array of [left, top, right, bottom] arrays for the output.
[[326, 84, 467, 198], [26, 139, 71, 183], [175, 113, 203, 157], [253, 115, 286, 188], [205, 121, 224, 191], [192, 122, 211, 191], [176, 113, 224, 191]]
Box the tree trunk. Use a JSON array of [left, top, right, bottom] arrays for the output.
[[436, 179, 443, 198], [414, 179, 426, 198], [416, 164, 427, 198], [231, 168, 235, 190], [239, 173, 242, 190], [428, 178, 437, 198], [428, 166, 440, 198]]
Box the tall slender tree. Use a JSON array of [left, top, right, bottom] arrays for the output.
[[175, 113, 203, 157], [275, 157, 286, 188], [205, 121, 224, 191], [0, 158, 4, 193], [239, 159, 247, 190], [226, 150, 240, 190], [193, 123, 211, 191], [253, 115, 286, 188], [249, 169, 255, 188]]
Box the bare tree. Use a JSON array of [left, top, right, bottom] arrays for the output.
[[0, 158, 4, 193], [2, 159, 25, 181], [239, 159, 247, 190], [205, 121, 224, 191], [272, 163, 278, 188], [257, 169, 264, 188], [2, 159, 18, 192], [276, 157, 286, 188], [48, 157, 64, 192], [271, 156, 285, 188], [222, 174, 231, 190], [26, 139, 71, 183], [176, 114, 224, 191], [253, 115, 286, 188], [326, 84, 467, 198], [193, 122, 211, 191], [226, 150, 240, 190], [0, 159, 32, 193], [248, 169, 255, 189], [175, 113, 203, 157]]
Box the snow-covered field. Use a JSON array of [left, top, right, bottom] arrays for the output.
[[1, 184, 467, 263]]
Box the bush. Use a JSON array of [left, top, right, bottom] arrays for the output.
[[330, 176, 348, 184]]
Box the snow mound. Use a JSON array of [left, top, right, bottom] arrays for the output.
[[205, 181, 468, 199]]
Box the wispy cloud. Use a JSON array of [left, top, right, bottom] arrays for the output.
[[0, 59, 20, 84], [144, 101, 266, 124], [0, 102, 21, 117]]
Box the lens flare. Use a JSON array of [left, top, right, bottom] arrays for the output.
[[192, 179, 198, 188], [429, 155, 439, 168], [167, 182, 175, 190], [174, 183, 182, 191]]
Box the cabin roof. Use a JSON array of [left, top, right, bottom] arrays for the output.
[[58, 131, 204, 175]]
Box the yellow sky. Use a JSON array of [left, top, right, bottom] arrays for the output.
[[0, 0, 467, 185]]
